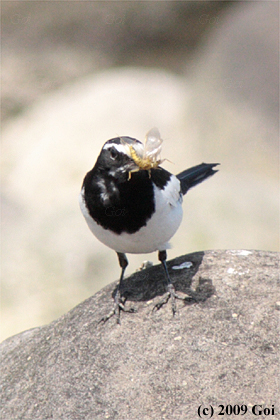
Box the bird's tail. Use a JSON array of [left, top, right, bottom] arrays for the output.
[[177, 163, 219, 195]]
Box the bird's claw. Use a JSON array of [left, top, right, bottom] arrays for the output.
[[99, 291, 136, 324], [153, 283, 195, 316]]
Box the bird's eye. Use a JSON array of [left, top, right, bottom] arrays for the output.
[[110, 147, 118, 160]]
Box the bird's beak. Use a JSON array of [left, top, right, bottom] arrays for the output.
[[108, 159, 139, 179], [125, 159, 140, 173]]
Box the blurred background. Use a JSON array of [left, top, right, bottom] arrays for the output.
[[1, 1, 279, 341]]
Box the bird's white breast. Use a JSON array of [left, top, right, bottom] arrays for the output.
[[79, 175, 183, 254]]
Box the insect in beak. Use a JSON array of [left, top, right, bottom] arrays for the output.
[[122, 127, 169, 179]]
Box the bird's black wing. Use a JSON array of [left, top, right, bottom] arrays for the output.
[[177, 163, 219, 195]]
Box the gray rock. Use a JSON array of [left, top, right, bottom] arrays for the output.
[[1, 250, 279, 420]]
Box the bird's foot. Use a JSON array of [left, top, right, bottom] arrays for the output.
[[99, 290, 136, 325], [153, 283, 196, 316]]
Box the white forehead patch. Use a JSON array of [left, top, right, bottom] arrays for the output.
[[103, 142, 129, 155], [103, 139, 144, 158]]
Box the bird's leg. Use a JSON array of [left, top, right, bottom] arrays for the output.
[[99, 252, 135, 324], [153, 250, 194, 316]]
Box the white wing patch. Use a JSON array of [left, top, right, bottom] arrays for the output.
[[159, 175, 182, 207]]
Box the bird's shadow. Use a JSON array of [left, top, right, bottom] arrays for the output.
[[111, 251, 215, 306]]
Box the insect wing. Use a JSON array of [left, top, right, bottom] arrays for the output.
[[144, 127, 163, 161]]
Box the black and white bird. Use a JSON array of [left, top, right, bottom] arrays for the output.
[[79, 128, 219, 323]]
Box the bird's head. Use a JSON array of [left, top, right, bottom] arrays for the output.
[[94, 136, 144, 180]]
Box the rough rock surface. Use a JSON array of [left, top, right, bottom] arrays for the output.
[[1, 250, 279, 420]]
